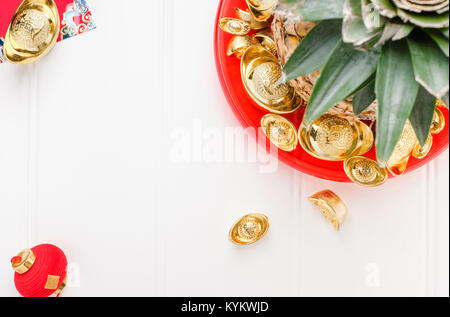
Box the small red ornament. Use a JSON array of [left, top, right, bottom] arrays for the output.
[[11, 244, 68, 297]]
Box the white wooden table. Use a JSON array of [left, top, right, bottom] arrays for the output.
[[0, 0, 448, 297]]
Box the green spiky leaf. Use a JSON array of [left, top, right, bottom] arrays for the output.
[[442, 28, 449, 38], [283, 20, 342, 82], [407, 31, 449, 98], [284, 0, 346, 21], [376, 40, 419, 164], [353, 80, 376, 115], [371, 0, 398, 18], [305, 40, 380, 122], [425, 29, 450, 57], [409, 86, 437, 146], [397, 9, 449, 28], [442, 92, 449, 107]]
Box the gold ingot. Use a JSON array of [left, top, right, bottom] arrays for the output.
[[229, 213, 269, 245], [261, 114, 298, 151], [308, 190, 348, 231], [253, 30, 277, 56], [235, 8, 269, 30], [11, 249, 36, 274], [412, 135, 433, 160], [3, 0, 60, 64], [344, 156, 388, 187], [219, 17, 251, 35], [298, 114, 374, 161], [387, 121, 418, 176], [241, 45, 302, 114], [227, 35, 256, 58], [246, 0, 277, 22], [431, 107, 446, 135]]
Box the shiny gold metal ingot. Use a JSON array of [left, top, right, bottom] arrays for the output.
[[412, 135, 433, 160], [344, 156, 388, 187], [11, 249, 36, 274], [229, 213, 269, 245], [431, 107, 446, 135], [246, 0, 277, 22], [227, 35, 256, 58], [3, 0, 60, 64], [298, 114, 374, 161], [253, 30, 277, 56], [386, 121, 418, 176], [308, 190, 348, 231], [219, 17, 251, 35], [235, 8, 268, 30], [261, 114, 298, 151], [241, 45, 302, 114]]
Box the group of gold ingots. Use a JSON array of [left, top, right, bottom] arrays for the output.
[[229, 190, 348, 245], [219, 1, 447, 187], [3, 0, 60, 64]]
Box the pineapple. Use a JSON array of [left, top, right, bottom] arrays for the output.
[[276, 0, 449, 164], [271, 14, 377, 122]]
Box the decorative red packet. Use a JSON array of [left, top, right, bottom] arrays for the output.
[[0, 0, 95, 64]]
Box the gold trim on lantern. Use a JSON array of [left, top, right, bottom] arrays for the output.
[[261, 114, 298, 152], [229, 213, 269, 245], [246, 0, 277, 22], [431, 107, 446, 135], [308, 190, 348, 231], [3, 0, 60, 64], [227, 35, 256, 58], [235, 8, 268, 29], [412, 135, 433, 160], [241, 45, 302, 114], [219, 17, 251, 35], [387, 121, 417, 176], [298, 114, 374, 161], [253, 30, 277, 56], [11, 249, 36, 274], [344, 156, 388, 187]]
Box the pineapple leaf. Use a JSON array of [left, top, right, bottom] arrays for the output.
[[407, 31, 449, 99], [442, 92, 449, 107], [425, 30, 449, 57], [376, 39, 419, 164], [343, 15, 381, 45], [283, 20, 342, 82], [353, 80, 376, 115], [370, 0, 397, 19], [305, 40, 380, 122], [409, 86, 437, 146], [442, 28, 449, 38], [397, 9, 449, 29], [287, 0, 346, 21]]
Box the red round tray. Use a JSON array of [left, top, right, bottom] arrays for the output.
[[214, 0, 449, 182]]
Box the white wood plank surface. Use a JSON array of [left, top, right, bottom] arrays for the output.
[[0, 0, 448, 297]]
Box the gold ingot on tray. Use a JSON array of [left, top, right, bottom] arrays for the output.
[[227, 35, 256, 58], [308, 190, 348, 231], [344, 156, 388, 187], [412, 135, 433, 160], [241, 45, 302, 114], [229, 213, 269, 245], [261, 114, 298, 151], [235, 8, 269, 30], [298, 114, 374, 161], [253, 30, 277, 56], [219, 17, 251, 35], [431, 107, 446, 135], [386, 121, 418, 176], [246, 0, 277, 22], [3, 0, 60, 64]]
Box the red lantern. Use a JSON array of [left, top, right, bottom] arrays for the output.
[[11, 244, 68, 297]]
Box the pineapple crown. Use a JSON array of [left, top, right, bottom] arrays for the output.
[[279, 0, 449, 164]]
